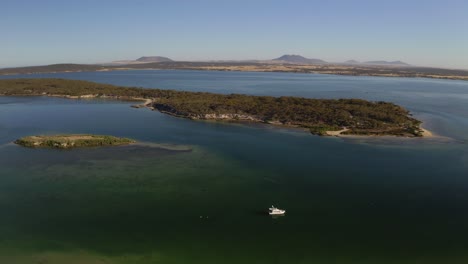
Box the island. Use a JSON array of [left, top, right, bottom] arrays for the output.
[[14, 134, 135, 149], [1, 78, 425, 137]]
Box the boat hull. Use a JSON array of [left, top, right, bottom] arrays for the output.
[[269, 210, 286, 215]]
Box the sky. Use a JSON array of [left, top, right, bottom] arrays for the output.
[[1, 0, 467, 69]]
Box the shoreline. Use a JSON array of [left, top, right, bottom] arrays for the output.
[[325, 126, 437, 139], [1, 66, 467, 82], [157, 108, 432, 139], [0, 77, 428, 139], [421, 127, 434, 137], [0, 93, 431, 139], [325, 128, 350, 136], [131, 97, 154, 108]]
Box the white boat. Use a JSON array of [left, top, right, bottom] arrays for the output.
[[269, 205, 286, 215]]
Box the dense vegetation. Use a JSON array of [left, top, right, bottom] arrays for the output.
[[0, 78, 423, 137], [15, 134, 135, 149], [155, 93, 422, 136], [0, 63, 107, 75]]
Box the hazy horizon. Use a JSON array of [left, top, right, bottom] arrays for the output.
[[2, 0, 468, 69], [4, 56, 465, 71]]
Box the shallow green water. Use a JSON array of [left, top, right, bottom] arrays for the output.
[[1, 71, 468, 263]]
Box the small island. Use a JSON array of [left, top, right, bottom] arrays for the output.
[[1, 79, 425, 137], [14, 134, 135, 149]]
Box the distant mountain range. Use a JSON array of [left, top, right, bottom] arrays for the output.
[[272, 55, 409, 66], [104, 56, 173, 65], [1, 58, 467, 81], [101, 55, 409, 67], [273, 55, 327, 64], [365, 60, 410, 66], [344, 60, 410, 66], [344, 60, 360, 64], [135, 56, 173, 63]]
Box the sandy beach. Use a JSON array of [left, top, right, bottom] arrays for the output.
[[325, 126, 436, 138], [326, 128, 349, 136], [421, 127, 433, 137]]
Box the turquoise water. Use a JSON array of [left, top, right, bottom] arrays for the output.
[[1, 71, 468, 263]]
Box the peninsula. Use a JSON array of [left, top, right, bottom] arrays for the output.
[[15, 134, 135, 149], [1, 78, 424, 137]]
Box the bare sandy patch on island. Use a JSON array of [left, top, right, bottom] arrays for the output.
[[421, 127, 433, 137], [326, 128, 349, 136], [325, 126, 439, 139]]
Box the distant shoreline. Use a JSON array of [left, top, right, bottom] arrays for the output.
[[1, 62, 467, 82]]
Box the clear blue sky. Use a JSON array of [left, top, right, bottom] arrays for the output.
[[1, 0, 467, 69]]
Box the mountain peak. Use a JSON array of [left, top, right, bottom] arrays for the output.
[[363, 60, 410, 66], [275, 54, 307, 61], [136, 56, 173, 63], [273, 55, 326, 64]]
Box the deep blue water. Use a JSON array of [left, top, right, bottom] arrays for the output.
[[0, 70, 468, 263]]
